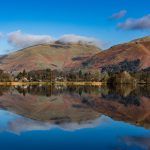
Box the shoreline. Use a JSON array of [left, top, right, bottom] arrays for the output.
[[55, 81, 102, 86], [0, 82, 149, 86], [0, 81, 103, 86]]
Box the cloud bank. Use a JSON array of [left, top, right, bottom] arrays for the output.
[[5, 31, 103, 50], [0, 32, 3, 39], [58, 34, 101, 47], [118, 14, 150, 30], [110, 10, 127, 20], [7, 30, 54, 49]]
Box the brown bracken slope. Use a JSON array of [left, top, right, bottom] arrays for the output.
[[80, 36, 150, 71]]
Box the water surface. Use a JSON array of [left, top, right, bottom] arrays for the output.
[[0, 84, 150, 150]]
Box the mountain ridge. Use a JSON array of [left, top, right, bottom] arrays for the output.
[[0, 36, 150, 72], [78, 36, 150, 71], [0, 43, 101, 72]]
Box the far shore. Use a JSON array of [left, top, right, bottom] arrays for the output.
[[0, 81, 103, 86]]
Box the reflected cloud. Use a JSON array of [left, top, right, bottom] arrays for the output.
[[0, 110, 110, 134], [122, 136, 150, 150]]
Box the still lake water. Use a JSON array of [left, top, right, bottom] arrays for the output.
[[0, 84, 150, 150]]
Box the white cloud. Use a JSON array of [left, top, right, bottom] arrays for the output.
[[110, 10, 127, 20], [57, 34, 102, 47], [118, 14, 150, 30], [4, 31, 104, 51], [0, 32, 3, 39], [7, 30, 54, 49]]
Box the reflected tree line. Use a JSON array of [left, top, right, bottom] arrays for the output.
[[0, 84, 150, 107], [102, 84, 150, 106]]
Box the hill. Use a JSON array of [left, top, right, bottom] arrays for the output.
[[80, 36, 150, 71], [0, 42, 100, 72], [0, 36, 150, 73]]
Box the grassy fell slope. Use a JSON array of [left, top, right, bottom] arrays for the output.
[[0, 43, 100, 72]]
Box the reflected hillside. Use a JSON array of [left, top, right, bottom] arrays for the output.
[[0, 85, 150, 129], [84, 85, 150, 128], [0, 85, 100, 125]]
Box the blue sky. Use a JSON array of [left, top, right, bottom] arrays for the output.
[[0, 0, 150, 54]]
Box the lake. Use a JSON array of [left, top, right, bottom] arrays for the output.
[[0, 84, 150, 150]]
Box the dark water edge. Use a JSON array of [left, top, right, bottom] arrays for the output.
[[0, 84, 150, 150]]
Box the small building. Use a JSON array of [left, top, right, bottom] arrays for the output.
[[20, 77, 29, 82], [55, 76, 66, 82]]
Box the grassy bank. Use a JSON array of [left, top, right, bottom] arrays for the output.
[[55, 81, 102, 86], [0, 82, 51, 86], [0, 81, 103, 86]]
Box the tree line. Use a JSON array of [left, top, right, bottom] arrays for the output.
[[0, 69, 101, 82], [0, 59, 150, 83]]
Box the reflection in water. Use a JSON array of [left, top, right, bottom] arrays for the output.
[[0, 110, 108, 134], [0, 85, 150, 128], [0, 84, 150, 150], [122, 136, 150, 150]]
